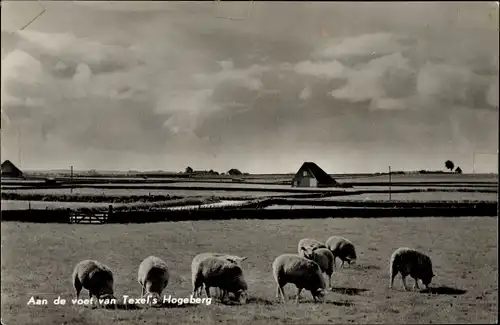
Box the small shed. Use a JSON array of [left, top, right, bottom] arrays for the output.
[[1, 160, 23, 178], [291, 162, 337, 188]]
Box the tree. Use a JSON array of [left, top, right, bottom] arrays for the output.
[[445, 160, 454, 171], [455, 166, 462, 174], [228, 168, 242, 176], [185, 166, 193, 174]]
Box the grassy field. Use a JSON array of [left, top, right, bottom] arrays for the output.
[[0, 187, 307, 198], [0, 197, 227, 212], [319, 191, 498, 202], [1, 217, 497, 324]]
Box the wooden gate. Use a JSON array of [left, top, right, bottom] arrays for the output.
[[69, 209, 108, 224]]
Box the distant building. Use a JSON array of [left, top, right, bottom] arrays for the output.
[[1, 160, 23, 178], [291, 162, 337, 188]]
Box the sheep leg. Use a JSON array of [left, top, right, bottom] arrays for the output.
[[328, 274, 332, 290], [277, 285, 286, 302], [389, 267, 398, 289], [413, 278, 419, 290], [295, 288, 303, 303], [91, 293, 100, 309], [205, 285, 211, 298], [141, 283, 146, 298], [193, 278, 204, 298], [74, 279, 82, 300], [341, 259, 345, 268], [333, 256, 337, 268], [192, 285, 200, 298], [88, 291, 97, 308], [401, 275, 409, 291]]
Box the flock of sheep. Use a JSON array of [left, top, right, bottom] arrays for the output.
[[72, 235, 436, 307]]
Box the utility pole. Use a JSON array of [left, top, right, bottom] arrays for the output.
[[18, 128, 21, 168], [70, 166, 74, 194], [472, 152, 475, 174], [389, 166, 392, 201]]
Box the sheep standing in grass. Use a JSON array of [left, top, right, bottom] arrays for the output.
[[297, 238, 327, 256], [272, 253, 327, 303], [137, 256, 169, 305], [300, 246, 335, 289], [191, 252, 247, 298], [389, 247, 436, 291], [325, 236, 357, 267], [209, 253, 247, 299], [72, 260, 116, 308], [191, 253, 248, 303]]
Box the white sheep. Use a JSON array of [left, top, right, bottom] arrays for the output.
[[191, 252, 247, 298], [297, 238, 327, 256], [272, 253, 327, 303], [191, 253, 248, 303], [325, 236, 357, 267], [389, 247, 436, 291], [137, 256, 169, 304], [300, 246, 335, 289], [72, 260, 116, 308]]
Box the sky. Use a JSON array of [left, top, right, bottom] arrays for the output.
[[1, 1, 498, 174]]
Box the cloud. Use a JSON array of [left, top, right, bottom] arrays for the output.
[[2, 27, 274, 152], [486, 78, 499, 107], [15, 30, 143, 75], [417, 63, 473, 103], [329, 52, 413, 108], [299, 87, 312, 100], [1, 49, 42, 82], [293, 60, 347, 79], [1, 2, 497, 172], [195, 62, 268, 91], [317, 32, 411, 59]]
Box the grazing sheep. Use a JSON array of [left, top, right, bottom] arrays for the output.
[[272, 253, 327, 303], [297, 238, 327, 257], [325, 236, 357, 267], [300, 246, 335, 289], [191, 253, 247, 298], [389, 247, 436, 291], [191, 253, 248, 303], [137, 256, 169, 304], [72, 260, 116, 307]]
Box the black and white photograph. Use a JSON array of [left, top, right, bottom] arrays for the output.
[[1, 1, 498, 324]]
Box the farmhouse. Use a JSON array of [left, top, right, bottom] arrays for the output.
[[1, 160, 23, 178], [291, 162, 337, 188]]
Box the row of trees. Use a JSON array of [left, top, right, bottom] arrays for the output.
[[445, 160, 462, 174], [184, 166, 243, 176]]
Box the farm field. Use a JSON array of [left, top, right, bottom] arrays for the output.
[[0, 200, 117, 210], [331, 173, 499, 183], [1, 217, 497, 325], [0, 188, 304, 198], [319, 191, 498, 202]]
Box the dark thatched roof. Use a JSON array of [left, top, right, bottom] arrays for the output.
[[1, 160, 23, 177], [292, 162, 337, 185]]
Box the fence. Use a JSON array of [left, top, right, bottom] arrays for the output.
[[69, 211, 108, 224], [68, 206, 113, 224]]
